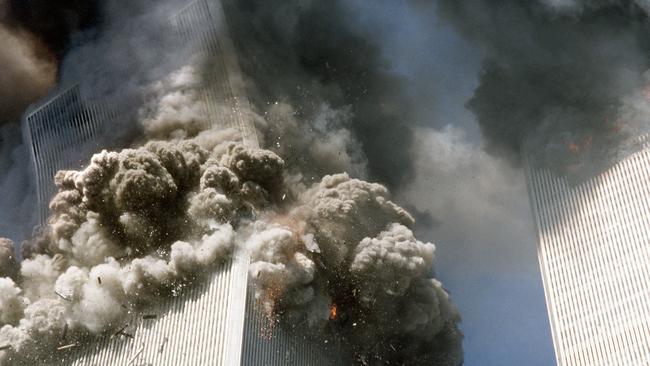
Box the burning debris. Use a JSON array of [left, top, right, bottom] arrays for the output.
[[328, 304, 338, 321]]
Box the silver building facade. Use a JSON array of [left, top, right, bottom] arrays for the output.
[[526, 141, 650, 365], [22, 86, 116, 224], [170, 0, 259, 148], [63, 253, 341, 365]]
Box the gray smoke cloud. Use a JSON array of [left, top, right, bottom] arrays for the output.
[[0, 0, 472, 363], [222, 0, 419, 189], [0, 31, 462, 366], [436, 0, 650, 176]]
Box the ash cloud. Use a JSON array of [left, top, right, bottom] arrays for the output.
[[223, 0, 418, 189], [0, 0, 467, 364], [437, 0, 650, 174], [0, 6, 462, 364], [0, 107, 461, 365]]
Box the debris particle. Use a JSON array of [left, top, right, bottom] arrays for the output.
[[113, 325, 129, 338], [158, 337, 168, 354], [57, 343, 78, 351], [128, 344, 145, 365], [55, 291, 71, 302]]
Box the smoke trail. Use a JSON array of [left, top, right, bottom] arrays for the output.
[[437, 0, 650, 176]]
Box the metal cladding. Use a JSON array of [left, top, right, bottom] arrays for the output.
[[62, 252, 341, 365], [170, 0, 259, 148], [525, 138, 650, 366], [22, 86, 115, 224], [64, 254, 248, 365]]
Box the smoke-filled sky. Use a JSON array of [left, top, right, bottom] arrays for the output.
[[5, 0, 650, 364]]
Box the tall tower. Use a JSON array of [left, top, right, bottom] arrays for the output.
[[22, 86, 116, 224], [525, 137, 650, 365]]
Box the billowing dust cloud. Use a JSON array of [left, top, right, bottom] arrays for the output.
[[0, 61, 462, 365]]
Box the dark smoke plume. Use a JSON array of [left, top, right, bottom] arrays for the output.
[[4, 0, 100, 61], [0, 0, 100, 125], [437, 0, 650, 174], [223, 0, 419, 189]]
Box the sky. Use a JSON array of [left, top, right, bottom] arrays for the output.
[[347, 1, 556, 364]]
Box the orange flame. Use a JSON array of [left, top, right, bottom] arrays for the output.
[[329, 304, 338, 320]]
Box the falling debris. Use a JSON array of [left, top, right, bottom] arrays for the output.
[[329, 304, 338, 321], [158, 337, 168, 354], [61, 324, 68, 341], [56, 343, 77, 351], [127, 344, 145, 365], [142, 314, 157, 320], [113, 325, 129, 339], [54, 291, 70, 302]]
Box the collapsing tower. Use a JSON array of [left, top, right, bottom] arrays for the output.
[[525, 136, 650, 366], [21, 0, 343, 364]]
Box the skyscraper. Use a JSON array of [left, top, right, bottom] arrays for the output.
[[22, 86, 116, 224], [525, 138, 650, 365], [21, 0, 343, 364]]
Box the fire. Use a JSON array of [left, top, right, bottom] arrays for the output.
[[329, 303, 338, 320]]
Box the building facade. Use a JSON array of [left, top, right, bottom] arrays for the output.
[[22, 86, 115, 224], [63, 253, 341, 365], [525, 140, 650, 365], [170, 0, 259, 148]]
